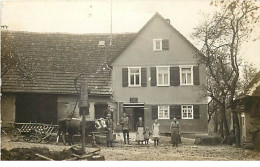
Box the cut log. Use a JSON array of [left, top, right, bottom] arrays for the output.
[[86, 149, 101, 155], [35, 153, 54, 161]]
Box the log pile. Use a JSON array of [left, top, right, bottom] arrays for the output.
[[1, 146, 105, 161]]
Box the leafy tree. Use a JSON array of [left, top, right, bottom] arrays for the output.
[[193, 0, 260, 146], [237, 62, 258, 96]]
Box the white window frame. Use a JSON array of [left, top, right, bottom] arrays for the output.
[[153, 39, 162, 51], [180, 65, 193, 86], [128, 67, 141, 87], [181, 105, 194, 119], [158, 105, 170, 119], [156, 66, 170, 86]]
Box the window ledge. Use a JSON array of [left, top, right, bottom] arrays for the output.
[[128, 85, 141, 88], [180, 84, 194, 86], [158, 118, 170, 120], [157, 85, 170, 87]]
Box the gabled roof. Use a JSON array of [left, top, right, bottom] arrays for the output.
[[1, 31, 136, 95], [108, 12, 203, 65], [1, 12, 202, 96], [234, 71, 260, 101]]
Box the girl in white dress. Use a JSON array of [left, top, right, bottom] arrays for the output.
[[152, 119, 160, 146]]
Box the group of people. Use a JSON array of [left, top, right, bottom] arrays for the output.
[[120, 113, 181, 147]]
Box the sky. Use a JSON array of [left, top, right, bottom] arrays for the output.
[[1, 0, 260, 70]]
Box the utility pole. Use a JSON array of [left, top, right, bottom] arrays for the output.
[[79, 81, 90, 154], [110, 0, 113, 45]]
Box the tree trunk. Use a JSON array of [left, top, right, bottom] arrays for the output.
[[214, 112, 218, 133], [221, 103, 230, 138], [233, 112, 241, 147], [219, 118, 224, 138]]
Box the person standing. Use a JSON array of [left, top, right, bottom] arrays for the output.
[[120, 113, 130, 144], [170, 118, 180, 147], [152, 119, 160, 147], [106, 113, 114, 147], [144, 127, 151, 145], [136, 117, 145, 145]]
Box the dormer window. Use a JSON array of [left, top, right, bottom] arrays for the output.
[[98, 41, 105, 47]]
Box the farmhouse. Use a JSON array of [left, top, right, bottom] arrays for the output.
[[1, 12, 208, 135]]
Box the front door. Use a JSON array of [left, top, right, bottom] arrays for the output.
[[124, 107, 144, 131]]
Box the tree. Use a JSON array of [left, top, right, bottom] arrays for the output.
[[192, 0, 260, 146], [1, 31, 34, 79], [237, 62, 258, 96]]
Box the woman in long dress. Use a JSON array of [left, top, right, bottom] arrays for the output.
[[136, 117, 145, 145], [152, 119, 160, 146]]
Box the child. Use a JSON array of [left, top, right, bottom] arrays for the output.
[[152, 119, 160, 147], [144, 127, 151, 145]]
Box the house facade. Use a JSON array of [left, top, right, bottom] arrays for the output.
[[110, 13, 208, 134]]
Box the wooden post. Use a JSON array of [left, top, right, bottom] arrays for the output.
[[82, 108, 86, 154], [79, 82, 90, 154]]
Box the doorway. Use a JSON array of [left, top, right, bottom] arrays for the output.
[[15, 93, 58, 124], [94, 103, 108, 119], [124, 107, 144, 131]]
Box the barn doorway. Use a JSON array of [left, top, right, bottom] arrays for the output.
[[15, 94, 58, 124]]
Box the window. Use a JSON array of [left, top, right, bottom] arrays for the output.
[[157, 66, 170, 86], [128, 67, 141, 86], [180, 67, 193, 85], [158, 105, 169, 119], [182, 105, 193, 119], [153, 39, 162, 51]]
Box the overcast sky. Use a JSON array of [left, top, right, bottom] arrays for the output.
[[1, 0, 260, 70]]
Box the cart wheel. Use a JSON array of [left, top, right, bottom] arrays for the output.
[[23, 136, 32, 142], [10, 129, 21, 142], [32, 131, 42, 143]]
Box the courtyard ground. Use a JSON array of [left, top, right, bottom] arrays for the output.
[[1, 132, 260, 161]]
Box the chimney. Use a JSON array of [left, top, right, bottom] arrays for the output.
[[1, 25, 8, 30], [165, 19, 171, 24]]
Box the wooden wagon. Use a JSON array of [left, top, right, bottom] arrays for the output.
[[9, 123, 58, 143]]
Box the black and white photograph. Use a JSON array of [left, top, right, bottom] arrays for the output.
[[1, 0, 260, 165]]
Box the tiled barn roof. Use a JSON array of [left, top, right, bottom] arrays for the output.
[[1, 31, 136, 95]]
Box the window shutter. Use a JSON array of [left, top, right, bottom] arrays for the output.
[[152, 106, 158, 120], [193, 66, 200, 85], [150, 67, 157, 86], [122, 68, 128, 87], [172, 67, 180, 86], [141, 68, 147, 87], [162, 39, 169, 50], [170, 105, 175, 119], [170, 105, 181, 119], [193, 105, 200, 119], [170, 67, 174, 86]]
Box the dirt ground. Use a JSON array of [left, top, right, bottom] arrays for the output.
[[1, 132, 260, 161]]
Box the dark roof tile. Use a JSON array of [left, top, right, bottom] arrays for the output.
[[1, 31, 136, 95]]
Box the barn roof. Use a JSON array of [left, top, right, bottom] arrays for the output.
[[1, 31, 136, 95]]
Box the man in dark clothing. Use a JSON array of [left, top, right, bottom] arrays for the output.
[[106, 113, 114, 147], [120, 113, 130, 144], [170, 118, 180, 147]]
